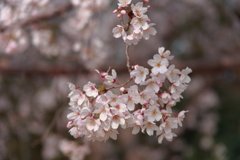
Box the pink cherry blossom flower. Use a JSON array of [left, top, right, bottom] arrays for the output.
[[148, 54, 169, 75], [180, 67, 192, 84], [67, 82, 76, 90], [131, 15, 150, 30], [158, 47, 174, 60], [69, 126, 80, 138], [157, 132, 177, 144], [85, 117, 101, 131], [83, 82, 98, 97], [140, 78, 160, 93], [68, 90, 88, 108], [118, 0, 132, 7], [142, 23, 157, 40], [145, 106, 162, 122], [131, 2, 148, 17], [142, 121, 158, 136], [125, 33, 140, 45], [166, 65, 180, 83], [112, 25, 127, 39], [130, 66, 149, 84], [105, 69, 117, 85], [177, 110, 189, 127], [111, 115, 125, 129], [160, 117, 178, 134]]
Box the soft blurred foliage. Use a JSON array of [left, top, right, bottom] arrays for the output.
[[0, 0, 240, 160]]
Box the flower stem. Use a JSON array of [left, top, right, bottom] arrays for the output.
[[125, 44, 131, 73]]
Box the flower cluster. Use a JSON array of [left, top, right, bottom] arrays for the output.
[[0, 28, 28, 54], [0, 0, 109, 58], [112, 0, 157, 45], [59, 139, 90, 160], [66, 47, 192, 144]]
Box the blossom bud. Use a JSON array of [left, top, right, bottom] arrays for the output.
[[143, 101, 148, 105], [113, 9, 118, 13], [120, 10, 126, 15], [67, 121, 73, 128], [134, 64, 139, 70], [101, 72, 107, 77], [117, 14, 122, 18], [131, 64, 138, 70], [144, 0, 149, 3], [120, 87, 125, 92], [157, 82, 163, 87], [147, 5, 151, 9]]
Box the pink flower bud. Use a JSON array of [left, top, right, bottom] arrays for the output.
[[120, 10, 126, 15], [101, 72, 107, 77], [144, 0, 149, 3], [117, 14, 122, 18], [147, 5, 151, 9], [134, 64, 139, 70], [113, 9, 118, 13], [143, 101, 148, 105], [120, 87, 125, 92], [67, 121, 73, 128], [157, 82, 162, 87]]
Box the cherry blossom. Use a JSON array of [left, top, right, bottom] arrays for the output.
[[112, 0, 156, 45], [148, 54, 169, 75], [177, 110, 189, 127], [130, 66, 149, 84], [59, 139, 90, 160], [66, 0, 192, 145], [83, 82, 98, 97], [131, 2, 148, 17], [66, 45, 192, 143], [118, 0, 132, 8], [112, 25, 127, 39], [158, 47, 174, 60], [142, 23, 157, 40]]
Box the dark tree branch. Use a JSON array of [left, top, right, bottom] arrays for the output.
[[0, 56, 240, 77]]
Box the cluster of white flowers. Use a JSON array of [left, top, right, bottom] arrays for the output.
[[62, 0, 109, 36], [59, 139, 90, 160], [0, 28, 28, 54], [0, 0, 70, 55], [112, 0, 157, 45], [65, 0, 192, 145], [0, 0, 66, 28], [67, 46, 192, 143], [31, 28, 71, 56]]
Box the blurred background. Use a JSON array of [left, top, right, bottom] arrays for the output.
[[0, 0, 240, 160]]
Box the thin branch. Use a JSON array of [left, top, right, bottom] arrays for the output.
[[105, 43, 133, 90], [125, 44, 131, 73], [105, 77, 133, 90], [1, 56, 240, 76]]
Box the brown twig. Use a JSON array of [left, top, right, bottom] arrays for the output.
[[105, 43, 133, 90], [105, 77, 133, 90], [1, 56, 240, 76], [125, 44, 131, 73]]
